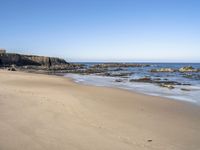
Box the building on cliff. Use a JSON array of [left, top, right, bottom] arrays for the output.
[[0, 49, 6, 54]]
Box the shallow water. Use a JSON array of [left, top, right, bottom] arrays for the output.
[[65, 63, 200, 105]]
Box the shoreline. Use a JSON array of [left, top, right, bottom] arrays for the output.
[[0, 70, 200, 150], [65, 73, 200, 105], [16, 69, 199, 106], [67, 75, 197, 106]]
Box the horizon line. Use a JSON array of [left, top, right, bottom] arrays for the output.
[[70, 61, 200, 63]]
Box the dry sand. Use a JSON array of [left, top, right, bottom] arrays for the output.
[[0, 70, 200, 150]]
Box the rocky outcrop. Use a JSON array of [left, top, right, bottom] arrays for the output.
[[150, 66, 200, 73], [129, 77, 189, 89], [115, 79, 124, 82], [159, 83, 175, 89], [24, 55, 67, 66], [130, 77, 153, 83], [130, 77, 184, 85], [0, 53, 68, 67], [99, 72, 132, 77], [179, 66, 198, 72], [180, 88, 191, 91], [91, 63, 150, 68]]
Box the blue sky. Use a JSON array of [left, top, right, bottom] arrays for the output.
[[0, 0, 200, 62]]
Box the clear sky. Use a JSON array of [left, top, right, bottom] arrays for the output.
[[0, 0, 200, 62]]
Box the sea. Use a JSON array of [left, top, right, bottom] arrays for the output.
[[65, 63, 200, 105]]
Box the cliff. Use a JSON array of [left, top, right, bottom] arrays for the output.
[[0, 53, 68, 67]]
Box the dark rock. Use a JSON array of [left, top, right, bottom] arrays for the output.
[[7, 64, 16, 71], [108, 72, 132, 77], [91, 63, 150, 68], [115, 79, 123, 82], [130, 77, 183, 89], [182, 83, 191, 86], [157, 81, 182, 85], [11, 67, 16, 71], [85, 68, 108, 74], [0, 53, 68, 67], [8, 66, 16, 71], [24, 55, 68, 66], [108, 67, 124, 71], [130, 77, 152, 83], [154, 78, 161, 81], [49, 64, 85, 71], [96, 72, 132, 77], [181, 88, 191, 91]]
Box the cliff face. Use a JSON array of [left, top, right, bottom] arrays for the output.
[[0, 53, 68, 67], [24, 55, 68, 66]]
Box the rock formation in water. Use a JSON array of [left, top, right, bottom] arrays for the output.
[[179, 66, 198, 72], [91, 63, 150, 68]]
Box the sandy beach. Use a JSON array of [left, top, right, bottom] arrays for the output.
[[0, 70, 200, 150]]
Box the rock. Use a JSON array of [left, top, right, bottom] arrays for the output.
[[130, 77, 153, 83], [8, 67, 16, 71], [97, 72, 132, 77], [154, 78, 161, 81], [159, 83, 175, 89], [0, 52, 69, 67], [49, 64, 85, 71], [110, 67, 123, 71], [7, 64, 16, 71], [181, 88, 191, 91], [130, 77, 182, 89], [85, 68, 108, 74], [115, 79, 123, 82], [92, 63, 150, 68], [179, 66, 198, 72], [24, 55, 68, 66], [109, 72, 132, 77], [150, 68, 176, 72], [11, 67, 16, 71], [161, 81, 182, 85], [182, 83, 191, 86]]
